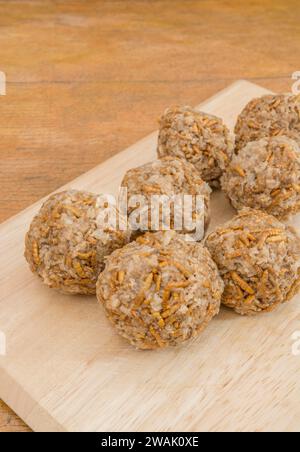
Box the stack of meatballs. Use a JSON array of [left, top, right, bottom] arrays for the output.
[[25, 93, 300, 350]]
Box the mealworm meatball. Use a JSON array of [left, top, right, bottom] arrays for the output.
[[97, 231, 223, 349], [25, 190, 131, 295], [157, 106, 233, 187], [205, 209, 300, 315], [221, 136, 300, 220], [121, 157, 211, 240], [235, 94, 300, 152]]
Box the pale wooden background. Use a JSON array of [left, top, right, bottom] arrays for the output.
[[0, 0, 299, 432]]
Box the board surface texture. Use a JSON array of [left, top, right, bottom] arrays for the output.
[[1, 81, 300, 432]]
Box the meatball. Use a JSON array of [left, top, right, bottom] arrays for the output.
[[25, 190, 131, 295], [205, 209, 300, 315], [235, 94, 300, 152], [120, 157, 211, 241], [221, 136, 300, 220], [97, 231, 223, 349], [157, 106, 233, 187]]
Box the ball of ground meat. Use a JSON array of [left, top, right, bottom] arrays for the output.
[[205, 209, 300, 316], [235, 94, 300, 152], [157, 106, 234, 187], [120, 157, 211, 240], [25, 190, 131, 295], [97, 231, 223, 349], [221, 136, 300, 220]]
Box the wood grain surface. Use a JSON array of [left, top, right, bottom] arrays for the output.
[[1, 80, 300, 433], [0, 0, 299, 433]]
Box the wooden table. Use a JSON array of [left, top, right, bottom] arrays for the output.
[[0, 0, 299, 433]]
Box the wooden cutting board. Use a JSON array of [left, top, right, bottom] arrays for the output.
[[1, 80, 300, 432]]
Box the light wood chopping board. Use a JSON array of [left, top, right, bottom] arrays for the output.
[[0, 80, 299, 432]]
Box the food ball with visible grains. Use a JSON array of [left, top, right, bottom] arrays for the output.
[[235, 94, 300, 152], [97, 231, 223, 349], [25, 190, 131, 295], [121, 157, 211, 239], [205, 209, 300, 316], [221, 136, 300, 220], [157, 106, 234, 187]]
